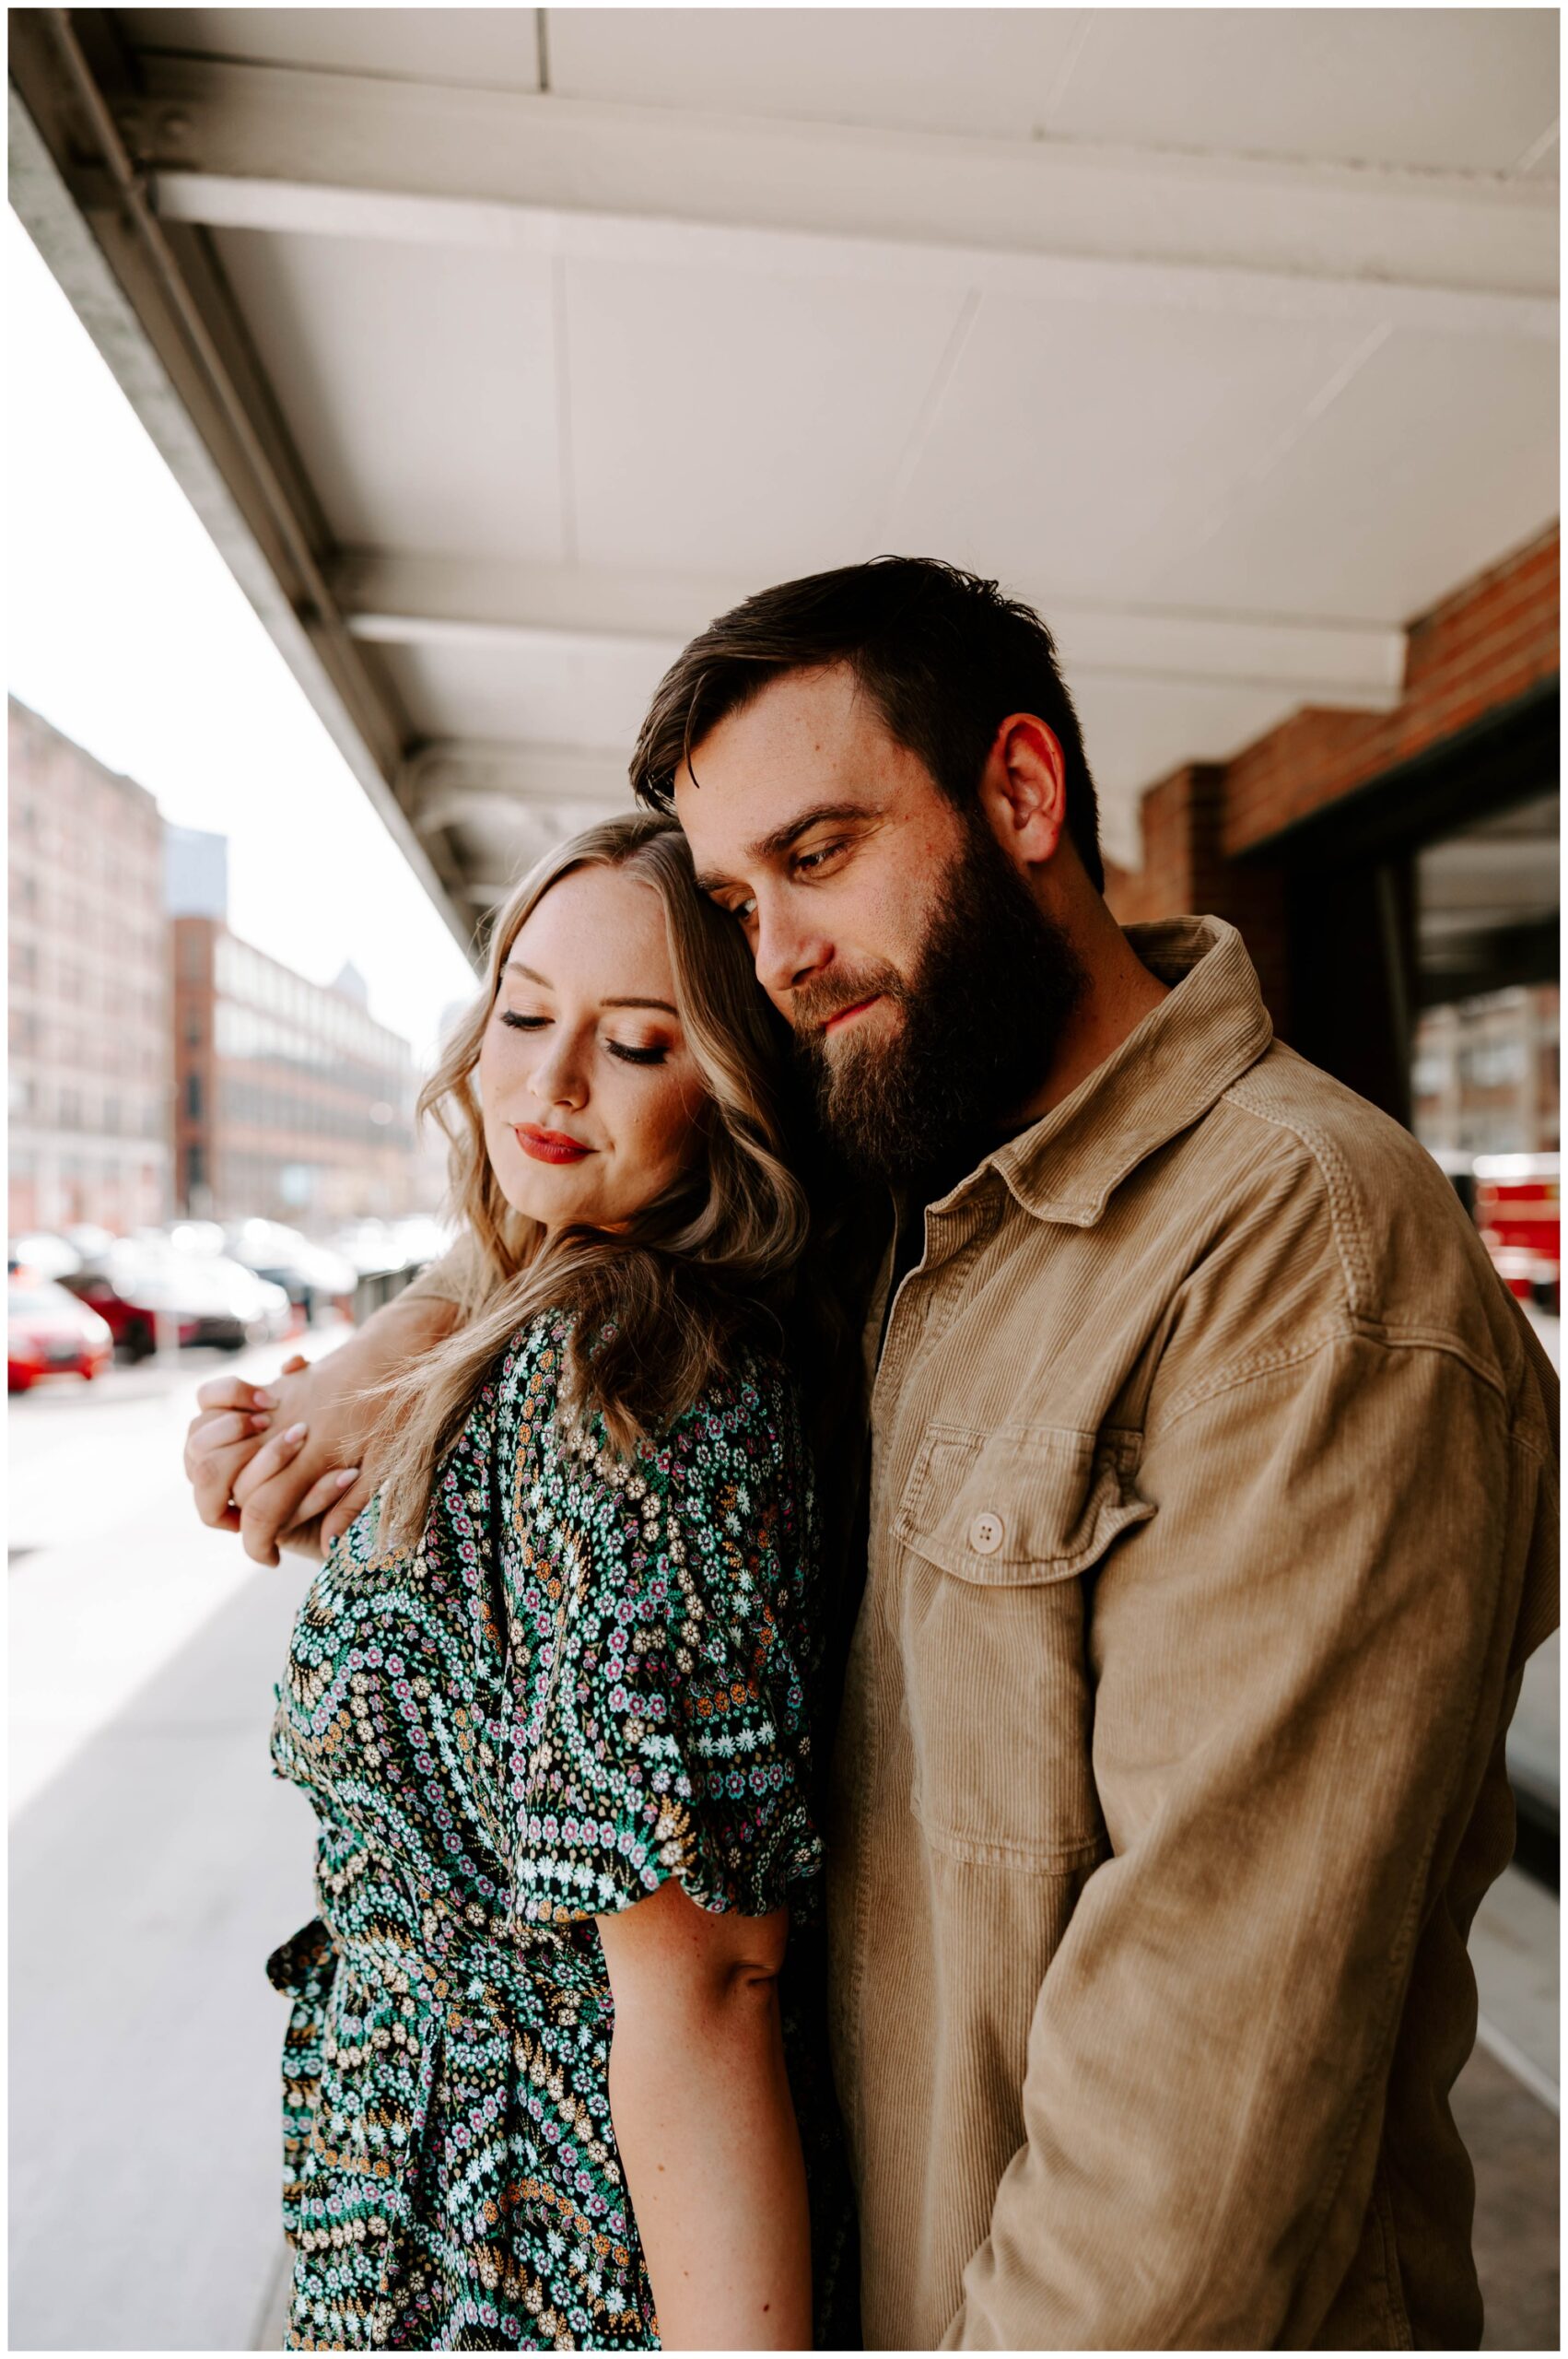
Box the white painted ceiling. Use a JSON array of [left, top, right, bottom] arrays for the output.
[[17, 9, 1561, 931]]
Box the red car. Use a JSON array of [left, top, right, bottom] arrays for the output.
[[60, 1241, 291, 1358], [7, 1280, 113, 1391], [1474, 1152, 1561, 1312]]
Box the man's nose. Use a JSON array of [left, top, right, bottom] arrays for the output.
[[754, 897, 831, 1008]]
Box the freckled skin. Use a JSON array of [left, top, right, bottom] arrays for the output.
[[673, 664, 968, 1041], [478, 865, 708, 1233]]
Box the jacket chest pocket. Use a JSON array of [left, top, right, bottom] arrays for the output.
[[893, 1423, 1153, 1870]]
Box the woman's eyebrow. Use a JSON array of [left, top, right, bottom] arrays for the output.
[[503, 964, 676, 1018]]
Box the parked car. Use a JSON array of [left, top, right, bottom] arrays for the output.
[[332, 1218, 404, 1281], [60, 1242, 290, 1357], [223, 1220, 357, 1325], [386, 1215, 453, 1272], [1474, 1151, 1561, 1314], [8, 1278, 113, 1391], [7, 1231, 83, 1284], [327, 1215, 455, 1320]]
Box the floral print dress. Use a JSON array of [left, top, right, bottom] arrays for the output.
[[267, 1312, 854, 2351]]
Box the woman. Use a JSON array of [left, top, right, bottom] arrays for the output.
[[240, 814, 853, 2350]]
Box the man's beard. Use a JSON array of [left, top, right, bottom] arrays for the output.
[[791, 818, 1087, 1184]]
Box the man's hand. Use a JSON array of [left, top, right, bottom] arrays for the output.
[[181, 1290, 462, 1567]]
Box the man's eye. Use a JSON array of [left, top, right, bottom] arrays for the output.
[[793, 840, 845, 876], [730, 897, 757, 925], [499, 1011, 547, 1030]]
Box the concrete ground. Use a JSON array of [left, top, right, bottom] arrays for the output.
[[8, 1332, 1560, 2351]]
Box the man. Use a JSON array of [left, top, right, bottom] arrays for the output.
[[190, 560, 1556, 2349]]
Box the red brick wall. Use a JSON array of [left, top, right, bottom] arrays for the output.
[[1223, 524, 1559, 855], [1106, 767, 1290, 1023], [1106, 522, 1560, 1031]]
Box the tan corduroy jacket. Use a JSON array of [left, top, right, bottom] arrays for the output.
[[828, 917, 1557, 2351], [407, 915, 1557, 2351]]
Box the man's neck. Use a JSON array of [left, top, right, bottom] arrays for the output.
[[1015, 905, 1172, 1125]]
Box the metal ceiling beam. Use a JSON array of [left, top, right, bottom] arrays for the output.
[[399, 739, 636, 828], [340, 551, 1408, 711], [333, 551, 731, 661], [6, 17, 478, 959], [123, 55, 1557, 336]]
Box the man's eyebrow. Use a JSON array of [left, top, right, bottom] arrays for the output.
[[692, 801, 879, 896], [502, 963, 676, 1016]]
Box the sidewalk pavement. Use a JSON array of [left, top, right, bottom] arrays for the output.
[[10, 1555, 315, 2352], [9, 1332, 342, 2351]]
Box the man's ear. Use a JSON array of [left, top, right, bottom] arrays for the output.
[[978, 714, 1069, 868]]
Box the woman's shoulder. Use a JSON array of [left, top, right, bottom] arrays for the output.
[[474, 1307, 810, 1527], [492, 1305, 574, 1392], [489, 1307, 800, 1441], [432, 1308, 569, 1483], [648, 1336, 807, 1478]]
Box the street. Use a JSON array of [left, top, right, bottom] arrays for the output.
[[8, 1332, 1560, 2350], [10, 1331, 344, 2353]]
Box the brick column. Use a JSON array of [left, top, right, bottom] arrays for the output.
[[1105, 764, 1290, 1031]]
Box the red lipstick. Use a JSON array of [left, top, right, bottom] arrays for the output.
[[515, 1125, 593, 1165]]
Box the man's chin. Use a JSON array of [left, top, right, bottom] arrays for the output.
[[810, 1054, 923, 1180]]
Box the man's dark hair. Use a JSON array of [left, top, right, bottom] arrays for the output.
[[629, 556, 1104, 893]]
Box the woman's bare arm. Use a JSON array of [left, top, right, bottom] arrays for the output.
[[182, 1285, 462, 1561], [597, 1878, 812, 2351]]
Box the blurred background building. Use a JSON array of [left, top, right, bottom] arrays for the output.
[[8, 693, 424, 1242], [8, 696, 172, 1234], [1415, 986, 1560, 1162], [171, 919, 418, 1226]]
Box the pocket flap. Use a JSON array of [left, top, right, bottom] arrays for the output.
[[895, 1422, 1153, 1585]]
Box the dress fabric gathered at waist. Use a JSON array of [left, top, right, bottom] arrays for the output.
[[264, 1884, 647, 2350], [266, 1312, 855, 2353]]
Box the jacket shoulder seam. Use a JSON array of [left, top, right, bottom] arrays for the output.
[[1156, 1318, 1511, 1435], [1218, 1074, 1374, 1316]]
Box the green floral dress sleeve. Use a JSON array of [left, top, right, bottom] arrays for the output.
[[497, 1324, 824, 1931]]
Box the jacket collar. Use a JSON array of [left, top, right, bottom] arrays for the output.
[[942, 916, 1274, 1229]]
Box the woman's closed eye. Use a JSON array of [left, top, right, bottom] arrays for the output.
[[499, 1010, 669, 1067]]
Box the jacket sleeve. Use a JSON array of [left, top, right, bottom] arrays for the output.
[[945, 1330, 1553, 2350]]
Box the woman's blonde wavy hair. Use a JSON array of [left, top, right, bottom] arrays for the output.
[[371, 811, 813, 1549]]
